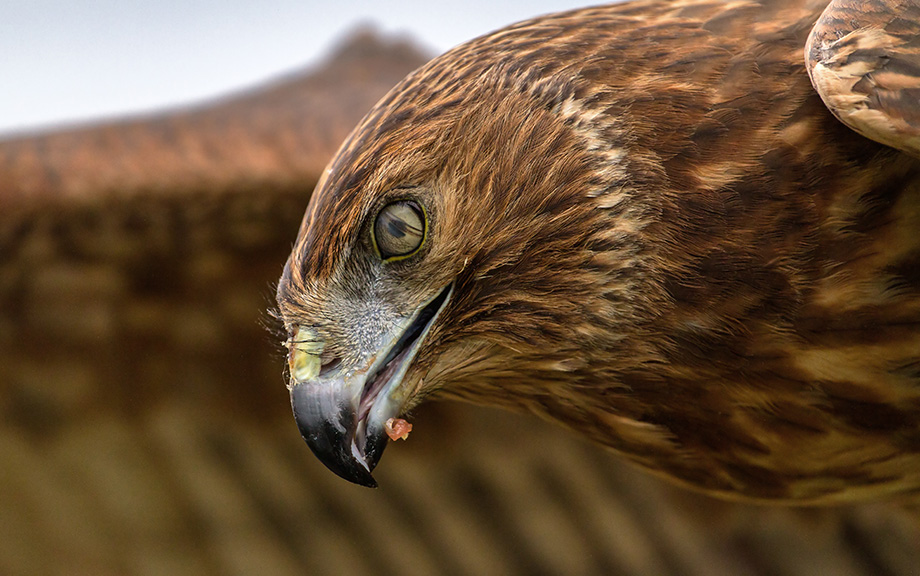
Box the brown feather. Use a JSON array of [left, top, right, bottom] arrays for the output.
[[277, 0, 920, 503], [807, 0, 920, 158]]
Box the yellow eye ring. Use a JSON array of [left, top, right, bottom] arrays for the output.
[[372, 200, 427, 261]]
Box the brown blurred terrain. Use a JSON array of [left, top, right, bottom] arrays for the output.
[[1, 28, 919, 576]]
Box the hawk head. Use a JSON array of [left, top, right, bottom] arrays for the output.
[[274, 17, 656, 485]]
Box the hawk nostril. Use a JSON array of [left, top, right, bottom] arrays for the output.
[[320, 357, 342, 377]]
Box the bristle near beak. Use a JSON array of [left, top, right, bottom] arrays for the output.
[[287, 284, 453, 487]]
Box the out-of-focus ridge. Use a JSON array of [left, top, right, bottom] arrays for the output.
[[0, 27, 917, 576]]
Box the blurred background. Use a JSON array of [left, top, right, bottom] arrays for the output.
[[0, 0, 588, 135], [1, 2, 920, 576]]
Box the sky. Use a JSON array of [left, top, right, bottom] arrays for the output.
[[0, 1, 595, 136]]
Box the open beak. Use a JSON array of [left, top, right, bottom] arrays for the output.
[[287, 284, 452, 487]]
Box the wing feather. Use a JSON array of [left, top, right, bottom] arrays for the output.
[[806, 0, 920, 157]]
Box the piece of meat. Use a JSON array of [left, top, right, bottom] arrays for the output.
[[385, 418, 413, 441]]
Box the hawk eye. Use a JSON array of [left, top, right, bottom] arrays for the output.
[[374, 200, 426, 260]]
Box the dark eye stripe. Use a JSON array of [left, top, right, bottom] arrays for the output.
[[374, 201, 425, 259], [386, 216, 422, 239]]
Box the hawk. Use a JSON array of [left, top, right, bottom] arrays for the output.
[[275, 0, 920, 503]]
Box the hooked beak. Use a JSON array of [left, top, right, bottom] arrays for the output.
[[287, 284, 452, 487]]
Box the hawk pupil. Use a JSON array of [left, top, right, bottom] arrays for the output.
[[374, 199, 425, 259], [388, 219, 407, 238]]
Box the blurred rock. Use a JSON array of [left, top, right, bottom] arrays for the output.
[[0, 26, 917, 576]]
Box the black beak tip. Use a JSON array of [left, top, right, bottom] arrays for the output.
[[299, 420, 379, 488], [290, 384, 387, 488]]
